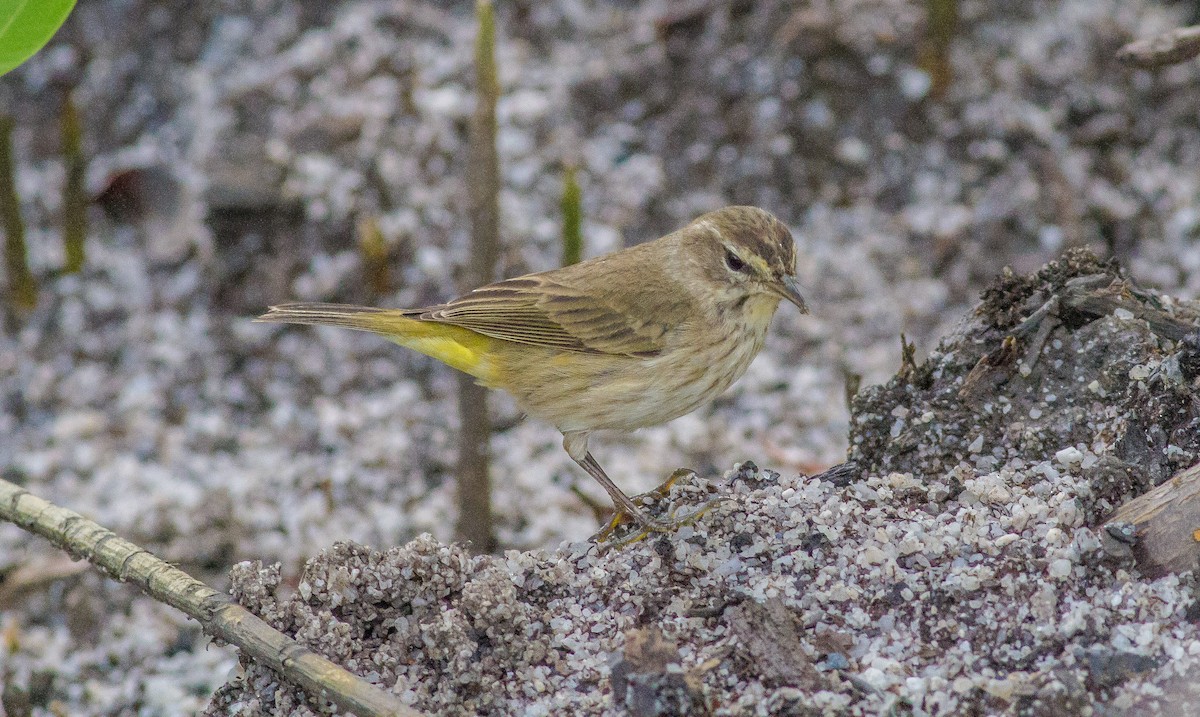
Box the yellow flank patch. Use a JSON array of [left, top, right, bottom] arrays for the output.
[[406, 334, 491, 378], [365, 314, 500, 385]]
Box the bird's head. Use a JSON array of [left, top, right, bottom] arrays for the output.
[[684, 206, 808, 318]]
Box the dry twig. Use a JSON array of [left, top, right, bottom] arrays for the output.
[[1117, 25, 1200, 69], [0, 478, 422, 717]]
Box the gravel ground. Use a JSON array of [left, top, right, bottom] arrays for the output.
[[1, 0, 1199, 714], [208, 250, 1200, 716]]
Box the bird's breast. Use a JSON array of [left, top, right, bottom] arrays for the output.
[[499, 310, 769, 433]]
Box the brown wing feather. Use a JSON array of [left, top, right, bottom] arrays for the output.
[[409, 263, 687, 357]]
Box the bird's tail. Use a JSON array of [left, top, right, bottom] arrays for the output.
[[256, 303, 499, 384], [256, 303, 407, 332]]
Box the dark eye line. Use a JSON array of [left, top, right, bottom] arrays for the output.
[[723, 247, 748, 273]]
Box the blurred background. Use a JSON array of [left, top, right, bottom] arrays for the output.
[[1, 0, 1199, 713]]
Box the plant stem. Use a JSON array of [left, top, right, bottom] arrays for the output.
[[457, 0, 500, 552], [0, 115, 36, 311], [561, 163, 582, 266], [61, 90, 87, 274]]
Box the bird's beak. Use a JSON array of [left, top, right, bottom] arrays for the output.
[[776, 275, 809, 314]]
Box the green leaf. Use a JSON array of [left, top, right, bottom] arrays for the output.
[[0, 0, 77, 77]]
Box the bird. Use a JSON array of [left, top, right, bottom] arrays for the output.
[[257, 205, 807, 534]]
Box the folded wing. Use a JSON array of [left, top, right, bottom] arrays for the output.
[[409, 273, 687, 358]]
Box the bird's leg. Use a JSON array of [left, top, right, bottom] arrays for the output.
[[562, 433, 725, 545], [562, 431, 665, 532], [591, 467, 714, 545]]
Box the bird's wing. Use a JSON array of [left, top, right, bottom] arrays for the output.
[[410, 272, 686, 357]]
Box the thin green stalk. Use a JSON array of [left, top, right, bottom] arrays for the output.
[[920, 0, 958, 100], [357, 216, 390, 297], [61, 91, 87, 273], [561, 163, 582, 266], [0, 115, 36, 311]]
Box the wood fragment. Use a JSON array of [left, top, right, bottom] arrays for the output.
[[1117, 26, 1200, 69], [958, 335, 1020, 402], [726, 598, 820, 688], [1103, 462, 1200, 578], [1062, 281, 1197, 342], [610, 627, 711, 716], [0, 478, 422, 717], [962, 272, 1199, 403]]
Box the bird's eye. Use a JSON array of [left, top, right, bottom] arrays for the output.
[[724, 248, 748, 273]]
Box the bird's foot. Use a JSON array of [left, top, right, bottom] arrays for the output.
[[590, 468, 724, 546], [594, 499, 725, 548]]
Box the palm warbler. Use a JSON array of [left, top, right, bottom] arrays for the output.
[[257, 206, 807, 531]]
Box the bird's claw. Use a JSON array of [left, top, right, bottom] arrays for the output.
[[594, 499, 727, 548], [590, 468, 726, 546]]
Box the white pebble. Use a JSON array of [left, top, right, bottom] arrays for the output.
[[1048, 559, 1073, 578], [1054, 447, 1083, 466]]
